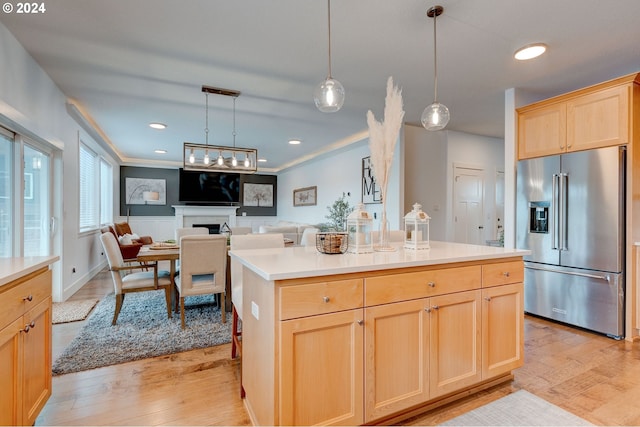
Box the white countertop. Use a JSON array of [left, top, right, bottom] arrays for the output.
[[0, 256, 60, 288], [229, 241, 530, 281]]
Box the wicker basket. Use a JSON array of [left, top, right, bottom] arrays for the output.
[[316, 232, 348, 254]]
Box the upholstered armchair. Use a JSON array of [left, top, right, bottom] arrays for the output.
[[113, 222, 153, 245], [101, 225, 143, 261]]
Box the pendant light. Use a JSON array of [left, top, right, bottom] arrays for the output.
[[314, 0, 345, 112], [421, 5, 450, 131], [183, 85, 257, 173]]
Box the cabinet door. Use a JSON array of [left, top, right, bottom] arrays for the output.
[[0, 317, 23, 426], [22, 297, 52, 426], [567, 85, 630, 151], [280, 309, 363, 426], [429, 290, 482, 398], [482, 283, 524, 379], [364, 299, 429, 422], [518, 103, 566, 159]]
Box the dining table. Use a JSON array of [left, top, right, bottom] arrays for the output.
[[136, 244, 233, 313]]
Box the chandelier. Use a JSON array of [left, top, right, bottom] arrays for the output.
[[183, 85, 258, 173]]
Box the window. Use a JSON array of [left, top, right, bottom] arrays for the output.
[[0, 128, 13, 257], [100, 158, 113, 225], [79, 142, 113, 232], [79, 143, 97, 231]]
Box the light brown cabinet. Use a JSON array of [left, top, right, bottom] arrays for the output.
[[244, 258, 524, 426], [364, 298, 429, 422], [517, 74, 636, 160], [280, 308, 364, 426], [0, 267, 52, 426]]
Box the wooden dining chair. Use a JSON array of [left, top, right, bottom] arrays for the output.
[[175, 234, 227, 329], [100, 232, 172, 325]]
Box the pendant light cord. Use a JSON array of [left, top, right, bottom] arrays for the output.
[[327, 0, 333, 79], [433, 10, 438, 103]]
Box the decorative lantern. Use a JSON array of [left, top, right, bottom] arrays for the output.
[[404, 203, 431, 250], [347, 203, 374, 253]]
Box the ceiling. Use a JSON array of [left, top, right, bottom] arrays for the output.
[[2, 0, 640, 171]]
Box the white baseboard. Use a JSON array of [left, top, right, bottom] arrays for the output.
[[61, 260, 108, 301]]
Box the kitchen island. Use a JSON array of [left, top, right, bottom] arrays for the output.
[[230, 241, 529, 426]]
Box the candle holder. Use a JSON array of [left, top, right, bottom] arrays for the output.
[[404, 203, 431, 250], [347, 203, 373, 254]]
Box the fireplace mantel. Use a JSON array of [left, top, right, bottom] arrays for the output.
[[172, 205, 239, 229]]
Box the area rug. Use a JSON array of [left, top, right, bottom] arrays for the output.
[[52, 290, 231, 375], [440, 390, 593, 426], [52, 299, 99, 324]]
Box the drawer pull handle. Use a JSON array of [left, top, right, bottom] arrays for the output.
[[425, 307, 431, 313], [485, 296, 492, 302], [503, 272, 510, 277], [432, 305, 439, 310], [21, 322, 35, 333], [427, 282, 435, 288], [357, 320, 363, 325], [23, 295, 33, 302], [322, 296, 330, 303]]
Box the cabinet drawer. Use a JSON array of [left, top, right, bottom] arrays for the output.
[[279, 279, 363, 320], [482, 261, 523, 287], [365, 266, 481, 306], [0, 269, 51, 328]]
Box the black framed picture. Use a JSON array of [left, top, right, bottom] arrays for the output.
[[362, 156, 381, 204]]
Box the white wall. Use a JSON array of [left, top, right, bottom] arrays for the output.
[[0, 22, 118, 301], [277, 136, 403, 230], [404, 124, 504, 243]]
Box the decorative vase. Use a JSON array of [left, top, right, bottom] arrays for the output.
[[374, 211, 396, 252]]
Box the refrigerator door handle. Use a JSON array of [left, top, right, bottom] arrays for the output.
[[525, 264, 611, 283], [552, 173, 560, 250], [560, 173, 569, 251]]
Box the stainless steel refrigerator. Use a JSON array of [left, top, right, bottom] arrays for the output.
[[516, 146, 625, 339]]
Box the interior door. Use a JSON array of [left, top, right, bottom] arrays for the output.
[[453, 166, 484, 245]]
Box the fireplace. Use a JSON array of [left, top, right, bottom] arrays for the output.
[[172, 205, 239, 230], [193, 223, 221, 234]]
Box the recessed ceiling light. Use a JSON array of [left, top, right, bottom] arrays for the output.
[[149, 122, 167, 130], [514, 43, 547, 60], [154, 149, 167, 154], [289, 139, 302, 145], [258, 158, 267, 163]]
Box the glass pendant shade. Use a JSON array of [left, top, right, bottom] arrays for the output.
[[314, 78, 345, 113], [421, 102, 450, 131]]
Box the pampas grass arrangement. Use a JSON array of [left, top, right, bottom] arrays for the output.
[[367, 76, 405, 249]]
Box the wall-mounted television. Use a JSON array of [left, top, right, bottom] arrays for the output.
[[178, 169, 240, 205]]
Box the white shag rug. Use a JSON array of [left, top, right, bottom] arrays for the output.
[[52, 290, 231, 375]]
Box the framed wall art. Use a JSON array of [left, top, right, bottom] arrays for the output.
[[293, 186, 317, 207], [362, 156, 382, 204]]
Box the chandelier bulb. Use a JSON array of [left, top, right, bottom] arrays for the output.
[[217, 151, 224, 166], [203, 149, 210, 165], [189, 148, 195, 164], [244, 155, 250, 168], [231, 153, 238, 167]]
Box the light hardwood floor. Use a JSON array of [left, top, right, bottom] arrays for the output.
[[39, 269, 640, 426]]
